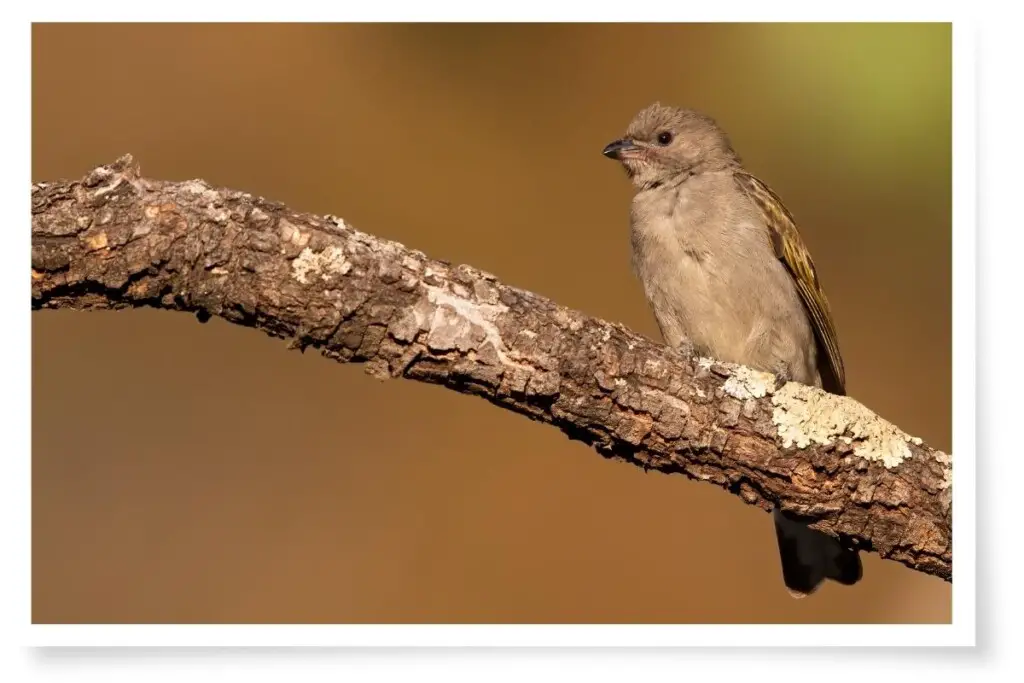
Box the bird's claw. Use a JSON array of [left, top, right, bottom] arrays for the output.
[[772, 363, 793, 391], [676, 337, 697, 360]]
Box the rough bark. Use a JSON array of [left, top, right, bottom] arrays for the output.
[[31, 155, 953, 582]]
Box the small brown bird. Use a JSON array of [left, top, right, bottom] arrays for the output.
[[602, 102, 861, 597]]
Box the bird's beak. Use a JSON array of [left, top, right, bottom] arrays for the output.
[[602, 138, 639, 160]]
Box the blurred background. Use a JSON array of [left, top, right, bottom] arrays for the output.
[[31, 23, 951, 624]]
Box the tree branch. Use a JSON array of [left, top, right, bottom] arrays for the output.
[[31, 155, 953, 582]]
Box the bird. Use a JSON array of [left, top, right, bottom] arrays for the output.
[[601, 102, 862, 597]]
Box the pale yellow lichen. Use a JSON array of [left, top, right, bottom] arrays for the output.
[[181, 180, 209, 195], [771, 382, 925, 469], [722, 365, 776, 400], [291, 245, 351, 284], [278, 219, 310, 248], [179, 180, 220, 204], [424, 284, 510, 361], [85, 232, 108, 250], [933, 450, 953, 489]]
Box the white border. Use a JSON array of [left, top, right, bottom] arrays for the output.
[[949, 17, 976, 638], [18, 2, 965, 23], [7, 3, 975, 655], [25, 623, 970, 648]]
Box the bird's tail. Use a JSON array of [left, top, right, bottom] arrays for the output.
[[773, 508, 862, 598]]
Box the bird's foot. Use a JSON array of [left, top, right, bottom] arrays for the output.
[[675, 336, 697, 361], [771, 362, 793, 392]]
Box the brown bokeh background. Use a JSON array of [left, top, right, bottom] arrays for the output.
[[31, 23, 952, 624]]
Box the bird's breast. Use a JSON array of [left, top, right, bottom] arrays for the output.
[[629, 187, 814, 377]]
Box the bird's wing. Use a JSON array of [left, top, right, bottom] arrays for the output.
[[733, 171, 846, 395]]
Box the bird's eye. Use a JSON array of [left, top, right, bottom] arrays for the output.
[[656, 131, 673, 145]]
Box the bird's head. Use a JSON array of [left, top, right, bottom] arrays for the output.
[[602, 103, 739, 190]]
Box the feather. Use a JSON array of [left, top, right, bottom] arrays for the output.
[[733, 172, 846, 395]]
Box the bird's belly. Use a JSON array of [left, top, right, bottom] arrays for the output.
[[640, 254, 816, 382], [645, 267, 751, 359]]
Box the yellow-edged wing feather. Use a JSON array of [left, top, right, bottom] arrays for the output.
[[733, 172, 846, 395]]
